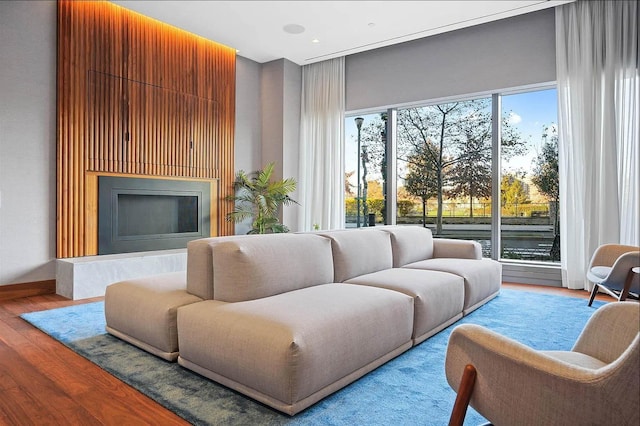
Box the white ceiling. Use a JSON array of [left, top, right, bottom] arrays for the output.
[[112, 1, 573, 66]]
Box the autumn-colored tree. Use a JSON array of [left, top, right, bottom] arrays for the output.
[[500, 174, 530, 216]]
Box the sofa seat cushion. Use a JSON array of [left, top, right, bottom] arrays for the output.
[[105, 272, 203, 361], [403, 258, 501, 314], [177, 283, 414, 415], [318, 229, 393, 282], [345, 268, 464, 344], [540, 350, 607, 370]]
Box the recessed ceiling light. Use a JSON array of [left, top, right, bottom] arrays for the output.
[[283, 24, 305, 34], [368, 22, 376, 27], [312, 39, 320, 43]]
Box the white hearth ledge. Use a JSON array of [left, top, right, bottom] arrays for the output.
[[56, 249, 187, 300]]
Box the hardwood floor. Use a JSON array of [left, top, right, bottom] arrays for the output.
[[0, 284, 615, 425], [0, 294, 189, 425]]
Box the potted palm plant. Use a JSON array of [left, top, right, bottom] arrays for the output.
[[226, 162, 298, 234]]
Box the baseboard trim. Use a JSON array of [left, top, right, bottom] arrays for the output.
[[0, 280, 56, 301]]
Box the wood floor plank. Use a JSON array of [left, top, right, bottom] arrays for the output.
[[0, 341, 100, 425]]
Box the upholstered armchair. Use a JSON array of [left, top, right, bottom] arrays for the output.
[[445, 302, 640, 426], [587, 244, 640, 306]]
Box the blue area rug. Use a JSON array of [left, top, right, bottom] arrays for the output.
[[21, 289, 604, 425]]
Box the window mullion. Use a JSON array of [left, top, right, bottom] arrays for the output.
[[386, 108, 397, 225], [491, 93, 502, 260]]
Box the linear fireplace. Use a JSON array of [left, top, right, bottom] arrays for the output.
[[98, 176, 211, 254]]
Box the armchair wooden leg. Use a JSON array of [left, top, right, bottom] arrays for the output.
[[588, 284, 599, 307], [449, 364, 477, 426], [618, 270, 636, 302]]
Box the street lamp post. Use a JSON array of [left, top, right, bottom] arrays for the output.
[[355, 117, 364, 228]]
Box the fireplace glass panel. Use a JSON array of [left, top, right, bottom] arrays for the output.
[[117, 194, 198, 236]]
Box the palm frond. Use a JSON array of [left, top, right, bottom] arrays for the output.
[[225, 162, 298, 233]]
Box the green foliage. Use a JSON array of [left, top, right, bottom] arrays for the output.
[[225, 163, 297, 234], [345, 197, 385, 219], [404, 148, 438, 201], [367, 198, 385, 217], [500, 174, 530, 207], [345, 197, 358, 216], [531, 125, 560, 253], [397, 199, 416, 216], [531, 126, 559, 203]]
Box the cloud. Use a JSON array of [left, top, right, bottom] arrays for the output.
[[508, 111, 522, 125]]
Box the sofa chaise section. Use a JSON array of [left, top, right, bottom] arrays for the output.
[[177, 284, 413, 415]]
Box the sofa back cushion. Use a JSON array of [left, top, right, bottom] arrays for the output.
[[212, 233, 335, 302], [187, 235, 254, 299], [319, 229, 393, 282], [377, 226, 434, 267]]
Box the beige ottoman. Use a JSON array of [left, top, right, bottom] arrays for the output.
[[105, 271, 202, 361]]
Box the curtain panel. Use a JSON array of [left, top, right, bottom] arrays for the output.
[[298, 57, 346, 231], [556, 0, 639, 289]]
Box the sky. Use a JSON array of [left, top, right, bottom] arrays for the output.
[[501, 88, 558, 174], [344, 87, 558, 186]]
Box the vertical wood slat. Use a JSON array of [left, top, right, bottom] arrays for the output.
[[57, 0, 235, 257]]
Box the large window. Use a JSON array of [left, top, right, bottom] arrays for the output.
[[345, 87, 560, 264], [501, 89, 560, 262]]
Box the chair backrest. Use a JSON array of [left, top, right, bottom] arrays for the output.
[[573, 301, 640, 363], [589, 244, 639, 268], [604, 250, 640, 288]]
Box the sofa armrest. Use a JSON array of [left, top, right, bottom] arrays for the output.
[[433, 238, 482, 259]]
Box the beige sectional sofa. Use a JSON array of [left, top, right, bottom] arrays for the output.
[[105, 226, 501, 415]]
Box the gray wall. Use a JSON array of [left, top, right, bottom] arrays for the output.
[[282, 60, 302, 231], [234, 56, 263, 235], [235, 57, 262, 175], [0, 0, 57, 285], [260, 59, 302, 232], [346, 9, 556, 111]]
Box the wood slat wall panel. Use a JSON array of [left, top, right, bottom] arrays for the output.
[[57, 0, 235, 257]]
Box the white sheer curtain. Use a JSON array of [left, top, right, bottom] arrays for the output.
[[556, 0, 639, 289], [298, 57, 345, 231]]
